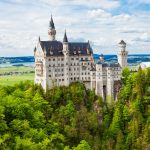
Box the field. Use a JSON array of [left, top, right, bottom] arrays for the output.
[[0, 73, 34, 86], [0, 66, 34, 73], [0, 66, 34, 86]]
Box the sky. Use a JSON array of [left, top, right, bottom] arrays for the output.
[[0, 0, 150, 56]]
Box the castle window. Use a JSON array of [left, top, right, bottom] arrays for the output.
[[53, 58, 55, 61], [49, 59, 51, 61], [49, 64, 51, 67], [76, 58, 79, 60], [53, 64, 55, 67], [61, 58, 64, 61], [62, 79, 64, 81], [49, 75, 51, 77], [74, 68, 76, 71], [62, 69, 64, 71], [71, 57, 74, 60]]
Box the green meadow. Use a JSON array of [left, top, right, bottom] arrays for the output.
[[0, 66, 34, 73], [0, 73, 34, 86], [0, 66, 34, 86]]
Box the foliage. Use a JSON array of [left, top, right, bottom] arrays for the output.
[[0, 68, 149, 149]]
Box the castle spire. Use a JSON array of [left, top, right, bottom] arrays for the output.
[[48, 15, 56, 41], [49, 15, 55, 29], [63, 30, 68, 43]]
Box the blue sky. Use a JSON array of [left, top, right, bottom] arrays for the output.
[[0, 0, 150, 56]]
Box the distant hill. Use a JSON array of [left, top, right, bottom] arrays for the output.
[[0, 56, 34, 64], [94, 54, 150, 66], [0, 54, 150, 67]]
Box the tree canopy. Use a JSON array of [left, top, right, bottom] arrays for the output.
[[0, 68, 149, 150]]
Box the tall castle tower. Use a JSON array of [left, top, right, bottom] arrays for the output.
[[63, 31, 70, 86], [48, 15, 56, 41], [118, 40, 128, 69]]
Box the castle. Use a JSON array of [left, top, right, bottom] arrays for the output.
[[34, 16, 128, 101]]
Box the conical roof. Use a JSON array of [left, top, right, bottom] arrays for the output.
[[63, 31, 68, 43], [119, 40, 126, 45], [49, 15, 55, 29]]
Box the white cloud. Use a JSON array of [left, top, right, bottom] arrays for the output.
[[113, 14, 132, 22], [0, 0, 150, 56], [73, 0, 120, 10], [88, 9, 111, 19]]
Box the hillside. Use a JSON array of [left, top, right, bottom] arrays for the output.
[[0, 54, 150, 67], [0, 68, 149, 150]]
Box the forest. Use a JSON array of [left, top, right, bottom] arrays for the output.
[[0, 67, 149, 150]]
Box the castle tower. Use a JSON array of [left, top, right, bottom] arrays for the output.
[[99, 54, 104, 63], [95, 63, 103, 98], [48, 15, 56, 41], [118, 40, 128, 69], [63, 31, 70, 86], [106, 65, 114, 102]]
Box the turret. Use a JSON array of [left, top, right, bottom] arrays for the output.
[[119, 40, 126, 51], [118, 40, 128, 69], [48, 15, 56, 41], [99, 54, 104, 63], [62, 30, 70, 86], [63, 30, 69, 55]]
